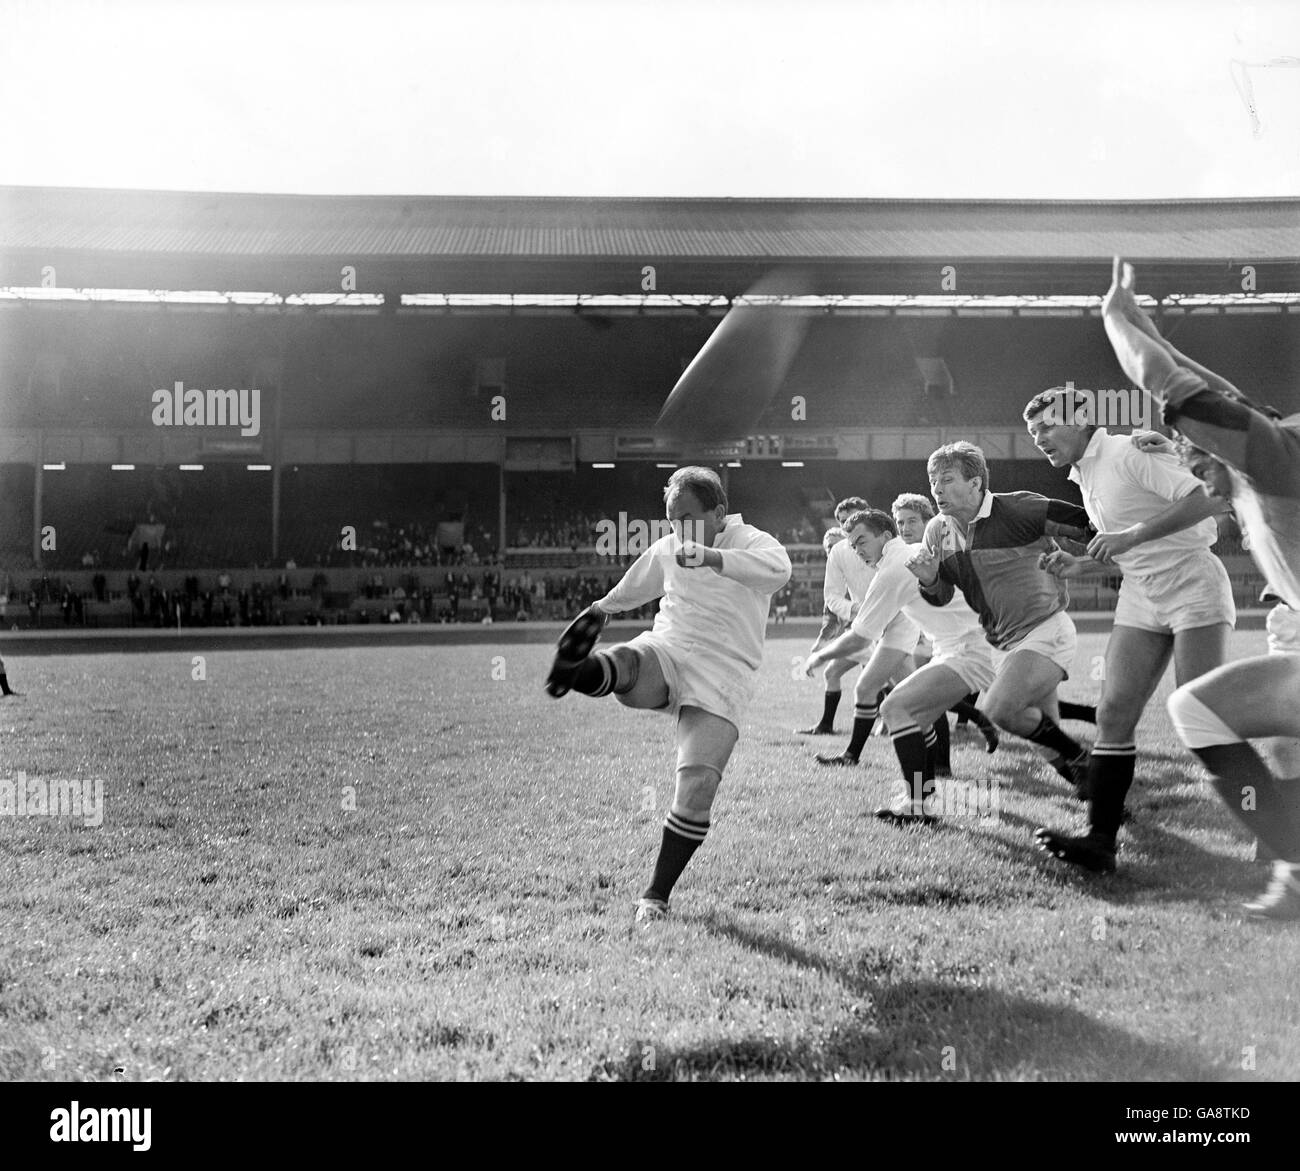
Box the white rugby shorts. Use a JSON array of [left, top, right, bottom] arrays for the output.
[[1114, 549, 1236, 635]]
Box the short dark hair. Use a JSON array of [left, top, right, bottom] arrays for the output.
[[1022, 386, 1094, 426], [835, 496, 869, 518], [927, 442, 989, 492], [664, 466, 727, 512], [891, 493, 935, 522], [843, 508, 896, 539]]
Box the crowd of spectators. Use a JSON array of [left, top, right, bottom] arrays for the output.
[[316, 518, 498, 569]]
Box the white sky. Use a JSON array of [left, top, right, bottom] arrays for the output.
[[1, 0, 1297, 199]]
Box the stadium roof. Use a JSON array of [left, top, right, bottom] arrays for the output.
[[3, 188, 1299, 296]]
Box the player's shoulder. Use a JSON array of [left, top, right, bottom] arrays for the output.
[[995, 490, 1048, 505], [722, 517, 779, 547]]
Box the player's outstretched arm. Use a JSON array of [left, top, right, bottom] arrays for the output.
[[803, 629, 869, 676], [595, 542, 668, 613], [1086, 487, 1227, 564]]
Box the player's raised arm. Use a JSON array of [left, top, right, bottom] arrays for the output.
[[1105, 258, 1300, 492], [1102, 258, 1183, 406], [1104, 258, 1248, 402]]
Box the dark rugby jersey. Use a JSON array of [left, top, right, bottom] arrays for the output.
[[918, 491, 1093, 651], [1157, 367, 1300, 610]]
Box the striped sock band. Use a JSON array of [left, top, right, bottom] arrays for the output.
[[645, 811, 711, 902], [664, 810, 710, 843], [574, 651, 616, 696]]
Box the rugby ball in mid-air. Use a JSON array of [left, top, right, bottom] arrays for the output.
[[655, 267, 815, 443]]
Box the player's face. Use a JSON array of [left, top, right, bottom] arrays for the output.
[[849, 524, 888, 566], [893, 509, 928, 544], [929, 465, 982, 517], [1182, 447, 1234, 500], [667, 489, 724, 546], [1026, 413, 1089, 467]]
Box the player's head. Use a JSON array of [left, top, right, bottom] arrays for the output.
[[927, 442, 988, 515], [1022, 386, 1096, 468], [890, 493, 934, 545], [664, 466, 728, 546], [843, 508, 896, 566], [822, 526, 846, 554], [1175, 436, 1234, 500], [834, 496, 869, 526]]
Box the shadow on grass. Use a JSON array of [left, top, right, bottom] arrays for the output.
[[588, 915, 1231, 1082], [956, 798, 1263, 910]]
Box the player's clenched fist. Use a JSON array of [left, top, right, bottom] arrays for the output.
[[904, 544, 940, 586], [676, 542, 722, 570], [1038, 549, 1081, 579], [1087, 529, 1138, 565], [1130, 429, 1176, 456]]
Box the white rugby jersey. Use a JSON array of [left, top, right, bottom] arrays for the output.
[[1067, 427, 1217, 577], [850, 535, 984, 657], [824, 537, 876, 622], [595, 513, 792, 670]]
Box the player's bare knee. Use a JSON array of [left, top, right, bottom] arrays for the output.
[[673, 764, 722, 817], [982, 697, 1017, 729], [879, 691, 907, 728], [1096, 696, 1138, 741]]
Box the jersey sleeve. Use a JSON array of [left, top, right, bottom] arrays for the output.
[[715, 529, 792, 595], [596, 540, 668, 612], [848, 556, 918, 644], [1155, 366, 1300, 499]]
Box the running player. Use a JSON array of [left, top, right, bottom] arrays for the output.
[[0, 655, 16, 697], [904, 442, 1095, 790], [1100, 256, 1300, 918], [804, 505, 998, 823], [800, 510, 921, 771], [1025, 385, 1233, 873], [544, 466, 792, 923], [797, 497, 874, 736]]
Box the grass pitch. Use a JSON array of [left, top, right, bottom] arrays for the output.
[[1, 628, 1297, 1081]]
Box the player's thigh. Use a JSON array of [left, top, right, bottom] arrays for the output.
[[1171, 621, 1231, 688], [982, 650, 1064, 721], [882, 663, 971, 728], [612, 643, 670, 709], [851, 647, 909, 701], [675, 706, 739, 776], [1097, 625, 1173, 734], [1179, 654, 1300, 740]]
